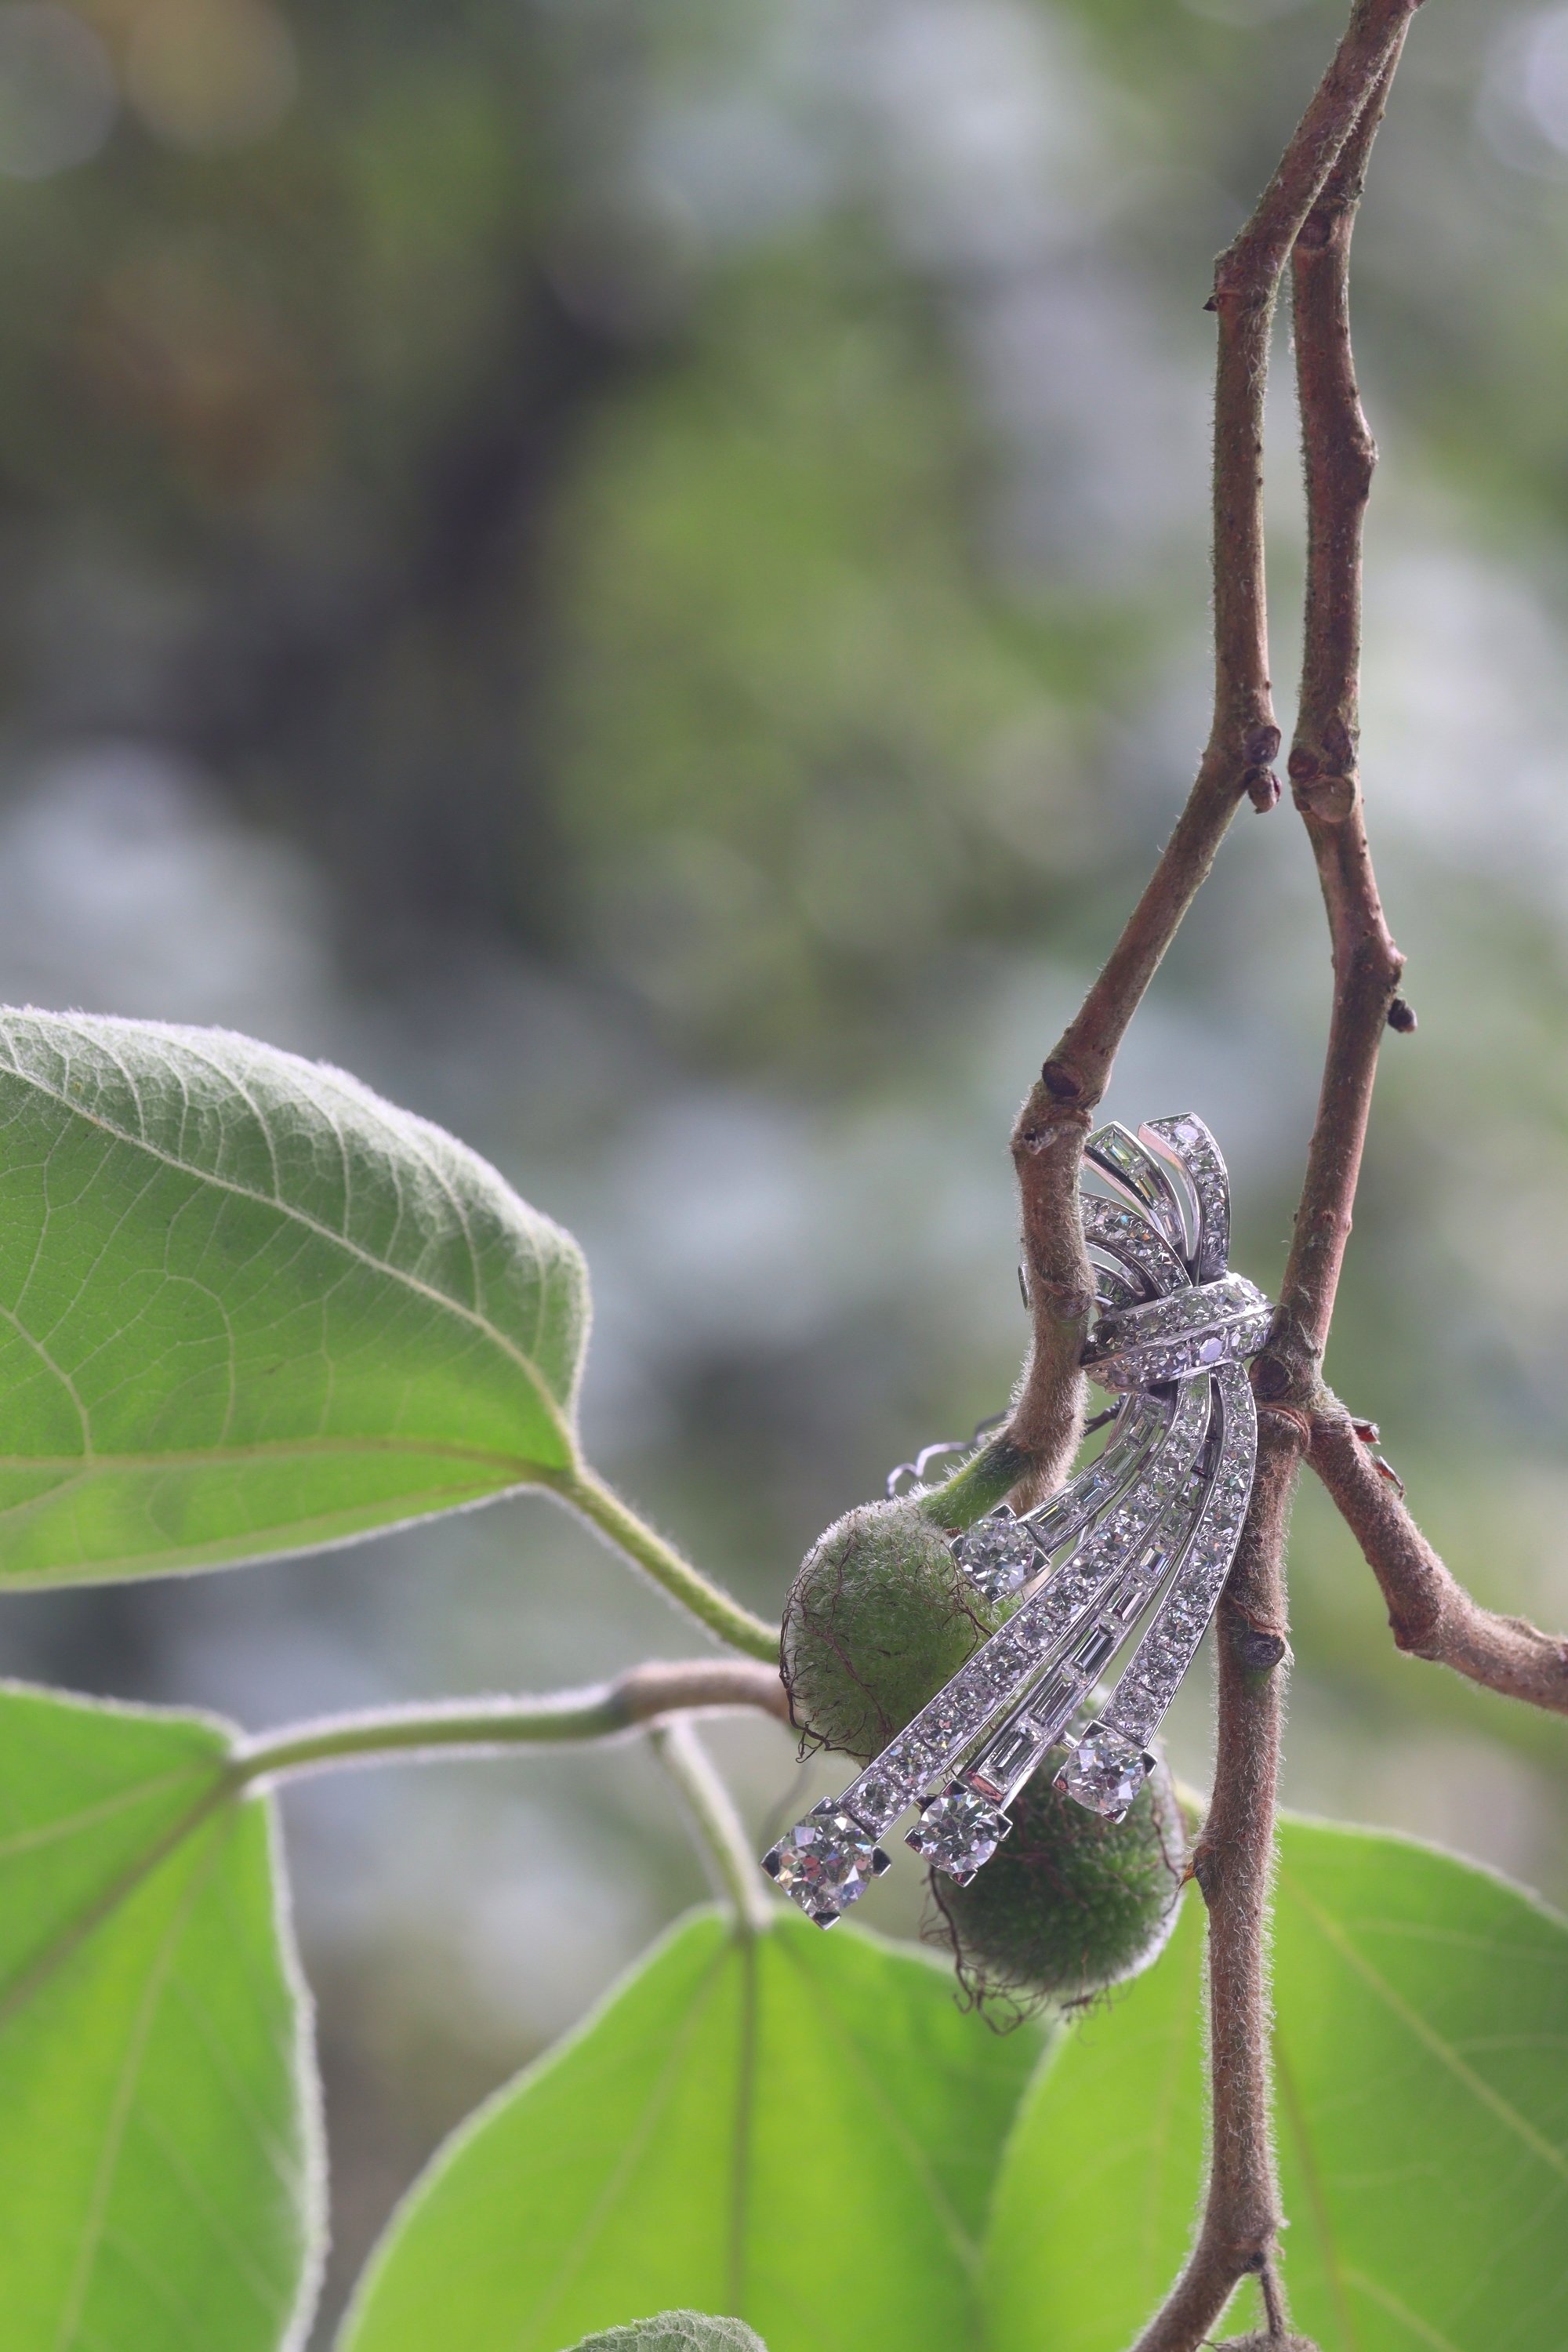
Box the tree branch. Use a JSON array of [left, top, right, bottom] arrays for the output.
[[230, 1657, 788, 1786], [1004, 0, 1422, 1508], [1131, 17, 1417, 2350], [1253, 42, 1410, 1417], [1132, 1429, 1302, 2352], [1308, 1402, 1568, 1711]]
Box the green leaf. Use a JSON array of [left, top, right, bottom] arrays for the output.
[[0, 1679, 320, 2350], [0, 1010, 588, 1582], [983, 1879, 1207, 2352], [984, 1817, 1568, 2352], [339, 1907, 1047, 2352], [568, 2318, 768, 2351]]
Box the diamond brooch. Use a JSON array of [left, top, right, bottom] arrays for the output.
[[762, 1113, 1269, 1924]]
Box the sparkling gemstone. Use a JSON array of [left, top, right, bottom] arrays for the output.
[[1164, 1595, 1210, 1642], [1072, 1620, 1120, 1677], [763, 1809, 889, 1924], [975, 1632, 1029, 1690], [846, 1771, 908, 1835], [906, 1785, 1011, 1881], [1056, 1726, 1153, 1820], [1030, 1665, 1083, 1728], [969, 1719, 1045, 1798], [993, 1624, 1043, 1675], [1031, 1496, 1077, 1549], [953, 1512, 1040, 1600], [927, 1682, 988, 1747], [954, 1661, 1000, 1711], [882, 1728, 938, 1783], [1145, 1617, 1191, 1670]]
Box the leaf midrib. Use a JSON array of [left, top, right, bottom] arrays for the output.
[[0, 1776, 230, 2033], [773, 1933, 980, 2274], [0, 1436, 546, 1477]]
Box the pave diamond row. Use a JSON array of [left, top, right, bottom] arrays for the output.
[[1047, 1364, 1261, 1825], [1081, 1192, 1189, 1301], [1142, 1113, 1231, 1283], [950, 1380, 1216, 1817], [1083, 1272, 1272, 1392], [761, 1111, 1269, 1924]]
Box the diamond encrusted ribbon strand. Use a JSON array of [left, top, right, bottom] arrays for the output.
[[762, 1113, 1272, 1928]]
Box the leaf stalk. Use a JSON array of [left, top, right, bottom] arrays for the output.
[[561, 1466, 781, 1661], [650, 1715, 773, 1938], [229, 1658, 788, 1787]]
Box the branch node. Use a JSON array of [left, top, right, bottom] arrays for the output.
[[1290, 772, 1356, 823], [1237, 1626, 1290, 1674], [1258, 1400, 1313, 1448]]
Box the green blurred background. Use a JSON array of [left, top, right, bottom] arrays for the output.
[[0, 0, 1563, 2329]]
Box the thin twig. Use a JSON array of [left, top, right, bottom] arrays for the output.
[[1253, 39, 1410, 1418], [230, 1657, 788, 1785], [1309, 1401, 1568, 1711], [1131, 19, 1416, 2352], [1004, 0, 1421, 1507]]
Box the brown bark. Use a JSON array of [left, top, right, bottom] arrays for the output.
[[1124, 15, 1419, 2347], [1309, 1404, 1568, 1711], [1004, 0, 1422, 1526]]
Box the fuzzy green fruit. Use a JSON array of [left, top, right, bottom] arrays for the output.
[[935, 1747, 1185, 2005], [782, 1487, 1188, 2005], [782, 1497, 1001, 1760]]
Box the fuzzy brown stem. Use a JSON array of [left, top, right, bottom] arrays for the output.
[[1005, 0, 1421, 1508], [1309, 1403, 1568, 1709], [1252, 38, 1410, 1414], [1131, 1425, 1302, 2352], [1131, 20, 1416, 2351]]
